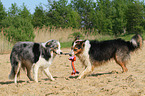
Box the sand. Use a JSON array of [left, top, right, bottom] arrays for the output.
[[0, 46, 145, 96]]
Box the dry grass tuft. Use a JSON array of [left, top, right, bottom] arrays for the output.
[[34, 26, 112, 43], [0, 33, 13, 53], [34, 26, 80, 42], [0, 26, 112, 53]]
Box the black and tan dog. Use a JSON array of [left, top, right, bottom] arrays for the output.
[[69, 34, 142, 79], [9, 40, 62, 84]]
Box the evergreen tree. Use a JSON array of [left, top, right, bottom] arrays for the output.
[[142, 2, 145, 31], [0, 1, 7, 26], [32, 4, 46, 28], [19, 3, 32, 21], [126, 1, 144, 34], [71, 0, 96, 29], [65, 5, 81, 28], [8, 3, 20, 17], [1, 3, 20, 27], [111, 0, 127, 36], [47, 0, 81, 28], [96, 0, 113, 34], [1, 3, 34, 42]]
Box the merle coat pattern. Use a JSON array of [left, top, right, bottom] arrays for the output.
[[9, 40, 62, 84]]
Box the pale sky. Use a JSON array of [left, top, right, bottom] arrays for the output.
[[1, 0, 50, 14], [1, 0, 144, 14]]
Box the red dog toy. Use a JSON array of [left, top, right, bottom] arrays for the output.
[[69, 55, 79, 75]]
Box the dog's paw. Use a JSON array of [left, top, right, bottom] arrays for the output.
[[77, 76, 82, 80], [50, 78, 55, 81], [34, 80, 38, 83], [30, 78, 34, 81]]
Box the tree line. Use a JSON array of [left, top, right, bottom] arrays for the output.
[[0, 0, 145, 42]]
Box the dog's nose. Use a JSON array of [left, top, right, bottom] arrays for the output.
[[60, 52, 63, 54]]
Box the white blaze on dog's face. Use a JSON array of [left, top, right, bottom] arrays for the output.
[[130, 38, 137, 47], [45, 40, 62, 55], [70, 40, 85, 55], [56, 41, 62, 54]]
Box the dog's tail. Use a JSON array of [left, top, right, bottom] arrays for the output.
[[9, 56, 21, 80], [9, 66, 16, 79], [130, 34, 143, 51]]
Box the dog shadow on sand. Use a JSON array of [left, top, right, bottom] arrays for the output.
[[89, 71, 118, 77], [0, 71, 118, 84], [68, 71, 118, 79], [0, 80, 25, 85]]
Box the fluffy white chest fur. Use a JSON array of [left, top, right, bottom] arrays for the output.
[[32, 52, 55, 82], [78, 40, 91, 67], [36, 53, 54, 68]]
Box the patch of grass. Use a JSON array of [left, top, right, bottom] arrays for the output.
[[118, 34, 135, 41], [142, 33, 145, 40], [6, 61, 10, 63], [61, 41, 72, 48], [60, 34, 114, 48], [96, 35, 114, 41], [119, 33, 144, 41], [60, 33, 144, 48]]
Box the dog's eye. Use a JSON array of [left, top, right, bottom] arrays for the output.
[[76, 45, 81, 49], [74, 49, 77, 51], [54, 47, 58, 49]]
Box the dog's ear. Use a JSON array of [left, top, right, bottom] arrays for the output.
[[72, 35, 80, 46], [80, 40, 85, 49], [45, 42, 52, 47], [74, 35, 80, 41]]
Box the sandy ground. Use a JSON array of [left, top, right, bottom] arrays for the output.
[[0, 45, 145, 96]]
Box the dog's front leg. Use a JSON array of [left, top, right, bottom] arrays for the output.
[[33, 64, 39, 82], [43, 67, 55, 81], [78, 61, 92, 79]]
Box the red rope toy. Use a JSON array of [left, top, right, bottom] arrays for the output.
[[69, 55, 79, 75]]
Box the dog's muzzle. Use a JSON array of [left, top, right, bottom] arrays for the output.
[[60, 52, 63, 54], [68, 50, 74, 56], [53, 50, 63, 55], [69, 53, 72, 56], [53, 50, 58, 54]]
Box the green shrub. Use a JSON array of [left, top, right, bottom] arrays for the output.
[[2, 16, 35, 43], [68, 32, 84, 40]]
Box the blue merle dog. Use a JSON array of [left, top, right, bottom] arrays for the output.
[[9, 40, 62, 84]]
